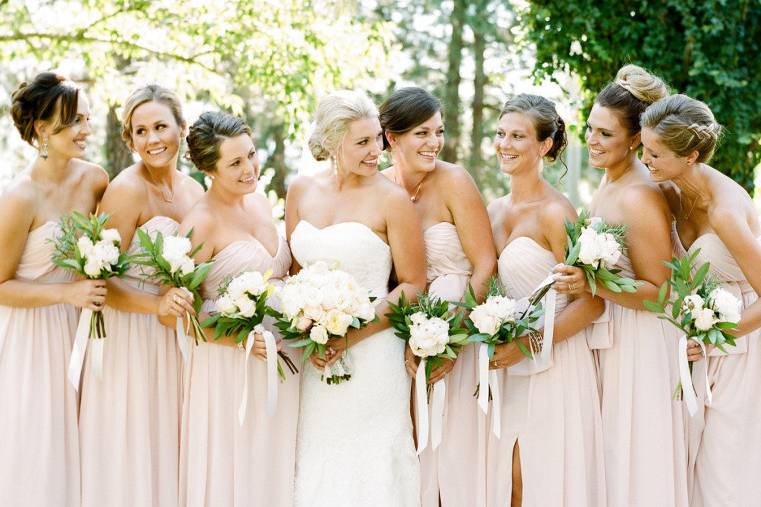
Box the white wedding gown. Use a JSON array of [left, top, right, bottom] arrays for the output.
[[291, 220, 420, 507]]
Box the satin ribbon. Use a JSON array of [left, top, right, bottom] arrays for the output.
[[679, 335, 711, 417], [413, 357, 447, 455], [238, 325, 279, 425], [477, 343, 502, 438], [68, 308, 95, 390], [175, 313, 191, 364]]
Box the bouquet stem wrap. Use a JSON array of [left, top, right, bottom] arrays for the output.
[[238, 327, 279, 425], [175, 315, 191, 365], [68, 309, 105, 389], [678, 335, 712, 416], [413, 358, 447, 455]]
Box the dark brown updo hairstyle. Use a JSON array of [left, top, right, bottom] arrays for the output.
[[641, 94, 723, 163], [379, 87, 441, 150], [121, 84, 185, 151], [596, 64, 668, 136], [10, 72, 80, 146], [186, 111, 252, 173], [500, 94, 567, 162]]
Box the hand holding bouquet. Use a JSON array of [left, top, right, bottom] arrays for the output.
[[274, 261, 375, 385], [645, 249, 740, 415], [135, 230, 213, 362], [564, 210, 640, 295], [51, 212, 131, 388], [386, 291, 468, 453], [202, 270, 297, 423]]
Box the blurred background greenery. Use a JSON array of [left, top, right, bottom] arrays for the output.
[[1, 0, 759, 212]]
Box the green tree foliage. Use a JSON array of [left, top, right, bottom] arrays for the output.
[[522, 0, 761, 192]]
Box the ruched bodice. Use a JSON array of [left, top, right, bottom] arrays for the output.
[[200, 237, 291, 301], [689, 233, 759, 296], [124, 216, 179, 293], [17, 221, 75, 283], [498, 237, 568, 313], [290, 221, 392, 298], [424, 222, 471, 284]]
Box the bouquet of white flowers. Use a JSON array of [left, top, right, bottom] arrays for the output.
[[135, 229, 213, 363], [51, 212, 131, 388], [387, 292, 468, 453], [274, 261, 375, 385], [564, 210, 640, 295], [460, 278, 546, 437], [202, 270, 298, 424], [645, 249, 741, 415]]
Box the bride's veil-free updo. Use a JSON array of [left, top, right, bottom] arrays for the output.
[[596, 64, 668, 135], [10, 72, 80, 147], [308, 90, 378, 162]]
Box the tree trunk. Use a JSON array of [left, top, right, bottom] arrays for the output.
[[104, 104, 133, 178], [269, 123, 287, 198], [440, 0, 466, 164], [468, 18, 487, 187]]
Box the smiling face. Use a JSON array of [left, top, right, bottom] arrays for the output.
[[334, 116, 382, 177], [386, 112, 444, 173], [130, 100, 184, 169], [584, 104, 640, 170], [641, 127, 694, 182], [210, 133, 259, 195], [493, 112, 551, 176], [42, 92, 92, 160]]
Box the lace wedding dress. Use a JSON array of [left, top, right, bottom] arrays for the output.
[[291, 220, 420, 507]]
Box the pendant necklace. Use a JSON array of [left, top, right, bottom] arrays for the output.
[[393, 168, 426, 202]]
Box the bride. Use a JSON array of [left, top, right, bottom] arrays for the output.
[[286, 90, 426, 506]]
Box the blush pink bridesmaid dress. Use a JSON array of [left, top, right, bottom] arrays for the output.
[[0, 221, 80, 506], [179, 237, 299, 506], [487, 237, 605, 506], [79, 216, 182, 507]]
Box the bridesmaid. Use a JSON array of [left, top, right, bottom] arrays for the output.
[[379, 87, 496, 507], [486, 94, 605, 506], [0, 72, 108, 506], [78, 85, 204, 507], [641, 94, 761, 506], [554, 65, 689, 506], [178, 111, 298, 506]]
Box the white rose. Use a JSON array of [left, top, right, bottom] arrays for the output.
[[309, 324, 329, 344], [100, 228, 121, 245], [324, 309, 353, 336], [293, 315, 312, 332], [682, 294, 704, 314], [179, 257, 195, 276], [694, 307, 717, 331], [77, 236, 95, 257], [215, 294, 237, 315], [577, 227, 602, 268], [241, 271, 266, 296], [303, 305, 325, 323], [470, 305, 500, 335], [600, 234, 622, 269], [163, 235, 191, 259], [83, 257, 104, 277], [94, 240, 120, 266], [355, 302, 375, 322], [708, 288, 742, 323], [227, 277, 248, 301], [235, 296, 257, 318]]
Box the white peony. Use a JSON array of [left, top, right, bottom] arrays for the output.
[[694, 307, 717, 331], [682, 294, 704, 314], [599, 233, 622, 269], [77, 236, 96, 257], [215, 294, 237, 315], [293, 315, 312, 332], [179, 257, 195, 276], [163, 236, 193, 275], [409, 315, 449, 357], [486, 295, 517, 322], [309, 324, 329, 344], [324, 309, 354, 336], [303, 304, 325, 323], [83, 257, 104, 277], [235, 296, 257, 318], [239, 271, 267, 296], [708, 288, 742, 323], [470, 305, 500, 336], [279, 287, 304, 319], [577, 227, 602, 268], [94, 240, 120, 266], [100, 228, 121, 245], [355, 302, 375, 322]]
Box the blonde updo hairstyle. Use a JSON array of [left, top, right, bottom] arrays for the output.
[[596, 64, 668, 135], [121, 84, 186, 151], [641, 94, 722, 163], [308, 90, 378, 162]]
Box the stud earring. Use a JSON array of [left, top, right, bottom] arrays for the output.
[[40, 135, 49, 160]]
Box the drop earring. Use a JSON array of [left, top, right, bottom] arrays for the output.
[[40, 135, 49, 160]]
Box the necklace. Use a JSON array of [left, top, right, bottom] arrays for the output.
[[393, 168, 427, 202]]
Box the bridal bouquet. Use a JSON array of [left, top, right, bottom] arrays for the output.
[[202, 270, 298, 423], [51, 212, 131, 388], [274, 261, 375, 385], [135, 229, 213, 362], [644, 249, 740, 415], [564, 210, 639, 295], [386, 292, 468, 453]]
